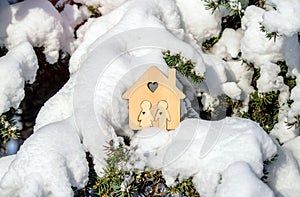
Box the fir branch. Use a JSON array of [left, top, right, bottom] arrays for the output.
[[260, 24, 280, 42], [261, 154, 278, 183], [162, 50, 205, 84], [0, 114, 20, 143]]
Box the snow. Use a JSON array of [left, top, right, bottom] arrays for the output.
[[211, 28, 244, 60], [34, 76, 75, 131], [0, 117, 88, 196], [257, 64, 284, 92], [240, 6, 283, 66], [282, 35, 300, 75], [263, 0, 300, 37], [175, 0, 224, 43], [37, 0, 205, 176], [131, 117, 278, 197], [98, 0, 128, 15], [202, 54, 228, 97], [288, 75, 300, 123], [284, 137, 300, 166], [60, 4, 91, 29], [0, 0, 300, 196], [222, 82, 242, 100], [0, 0, 73, 63], [226, 60, 254, 109], [0, 42, 37, 114], [267, 143, 300, 197], [215, 162, 275, 197], [0, 155, 15, 181]]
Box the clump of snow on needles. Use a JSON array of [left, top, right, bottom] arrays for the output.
[[0, 42, 37, 114], [215, 162, 274, 197], [0, 0, 73, 63], [60, 4, 91, 29], [175, 0, 224, 43], [0, 117, 88, 196], [263, 0, 300, 37]]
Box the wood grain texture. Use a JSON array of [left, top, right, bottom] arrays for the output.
[[123, 66, 185, 130]]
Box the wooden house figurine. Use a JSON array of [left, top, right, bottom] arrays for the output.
[[122, 66, 185, 130]]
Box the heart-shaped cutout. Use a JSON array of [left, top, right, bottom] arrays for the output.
[[147, 82, 158, 93]]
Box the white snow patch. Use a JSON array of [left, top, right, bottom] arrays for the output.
[[282, 35, 300, 75], [211, 28, 244, 60], [98, 0, 128, 15], [215, 162, 275, 197], [241, 6, 283, 66], [202, 54, 228, 97], [257, 63, 284, 93], [284, 137, 300, 167], [60, 4, 91, 29], [263, 0, 300, 37], [0, 117, 88, 197], [175, 0, 224, 43], [0, 155, 15, 181], [267, 144, 300, 197], [131, 117, 278, 197], [226, 60, 254, 109], [0, 0, 73, 63], [0, 42, 37, 114], [222, 82, 242, 100]]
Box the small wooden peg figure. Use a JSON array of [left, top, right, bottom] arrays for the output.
[[138, 100, 154, 128], [155, 100, 171, 130]]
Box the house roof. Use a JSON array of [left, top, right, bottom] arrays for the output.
[[122, 66, 185, 99]]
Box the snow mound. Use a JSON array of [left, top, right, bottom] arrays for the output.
[[175, 0, 223, 43], [0, 117, 88, 196], [60, 4, 91, 29], [263, 0, 300, 37], [0, 0, 73, 63], [131, 117, 278, 197], [267, 142, 300, 197], [240, 6, 283, 66], [0, 42, 37, 114], [215, 162, 274, 197], [211, 28, 243, 60]]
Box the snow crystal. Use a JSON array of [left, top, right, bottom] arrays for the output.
[[263, 0, 300, 37], [0, 42, 37, 114]]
